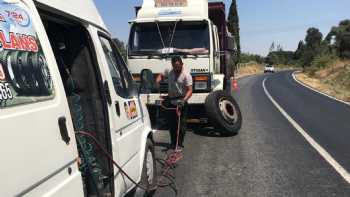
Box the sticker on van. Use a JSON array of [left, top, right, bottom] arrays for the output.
[[124, 101, 138, 119], [0, 0, 53, 108], [0, 63, 5, 80], [0, 82, 13, 101]]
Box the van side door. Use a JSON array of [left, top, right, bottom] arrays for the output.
[[94, 33, 146, 193], [0, 0, 83, 196]]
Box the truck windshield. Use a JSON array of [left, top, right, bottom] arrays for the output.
[[129, 21, 210, 56]]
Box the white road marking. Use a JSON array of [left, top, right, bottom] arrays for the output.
[[292, 71, 350, 106], [262, 77, 350, 184]]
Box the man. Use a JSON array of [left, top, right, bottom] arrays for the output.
[[156, 56, 193, 150]]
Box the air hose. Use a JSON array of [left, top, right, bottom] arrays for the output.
[[67, 77, 106, 196], [75, 103, 184, 195]]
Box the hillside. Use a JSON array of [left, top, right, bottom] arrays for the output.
[[296, 60, 350, 102]]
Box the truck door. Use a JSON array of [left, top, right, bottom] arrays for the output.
[[0, 0, 83, 196], [96, 33, 144, 191]]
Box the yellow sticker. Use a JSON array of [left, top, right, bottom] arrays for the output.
[[124, 101, 138, 120]]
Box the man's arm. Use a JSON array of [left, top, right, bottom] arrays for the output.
[[156, 74, 163, 84], [183, 85, 193, 102]]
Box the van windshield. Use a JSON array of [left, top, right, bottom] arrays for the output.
[[128, 21, 210, 56]]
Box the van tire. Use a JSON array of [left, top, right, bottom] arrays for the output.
[[205, 90, 242, 136], [132, 139, 156, 197], [31, 53, 52, 95]]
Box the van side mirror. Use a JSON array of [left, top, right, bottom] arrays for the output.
[[139, 69, 155, 94]]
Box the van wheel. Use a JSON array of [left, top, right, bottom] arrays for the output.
[[132, 139, 156, 197], [31, 53, 52, 96], [205, 90, 242, 136]]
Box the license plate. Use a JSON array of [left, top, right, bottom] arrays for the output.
[[155, 100, 162, 106]]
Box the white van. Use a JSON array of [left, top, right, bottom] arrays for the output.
[[0, 0, 156, 196]]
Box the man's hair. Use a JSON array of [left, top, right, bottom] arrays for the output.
[[171, 56, 183, 64]]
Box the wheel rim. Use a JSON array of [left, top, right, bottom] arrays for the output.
[[218, 97, 238, 124], [146, 149, 154, 184]]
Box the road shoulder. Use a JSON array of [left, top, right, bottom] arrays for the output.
[[293, 71, 350, 106]]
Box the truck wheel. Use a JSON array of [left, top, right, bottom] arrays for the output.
[[31, 52, 52, 96], [205, 90, 242, 136], [132, 139, 156, 197]]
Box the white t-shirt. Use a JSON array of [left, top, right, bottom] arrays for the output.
[[167, 69, 193, 98]]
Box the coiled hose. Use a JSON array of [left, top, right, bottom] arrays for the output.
[[68, 76, 182, 195], [67, 77, 106, 195], [75, 104, 183, 195]]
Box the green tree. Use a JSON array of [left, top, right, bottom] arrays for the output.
[[305, 27, 323, 51], [325, 19, 350, 58], [298, 27, 323, 68], [269, 42, 275, 53], [294, 40, 305, 59], [227, 0, 241, 61], [112, 38, 127, 61], [240, 53, 264, 64]]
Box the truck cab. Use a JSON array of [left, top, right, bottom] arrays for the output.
[[127, 0, 241, 134], [0, 0, 155, 196]]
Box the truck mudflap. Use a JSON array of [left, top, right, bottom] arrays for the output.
[[225, 77, 239, 95]]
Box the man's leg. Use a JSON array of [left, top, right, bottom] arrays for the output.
[[178, 104, 188, 147], [165, 103, 177, 149]]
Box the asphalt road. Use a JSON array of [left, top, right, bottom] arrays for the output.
[[153, 70, 350, 197]]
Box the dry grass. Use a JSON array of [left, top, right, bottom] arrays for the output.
[[296, 60, 350, 103], [235, 63, 264, 79]]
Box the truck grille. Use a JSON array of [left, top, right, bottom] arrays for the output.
[[156, 82, 168, 93]]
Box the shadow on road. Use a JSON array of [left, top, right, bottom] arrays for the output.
[[189, 124, 237, 138]]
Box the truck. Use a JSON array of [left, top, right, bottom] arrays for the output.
[[128, 0, 242, 135], [0, 0, 156, 196]]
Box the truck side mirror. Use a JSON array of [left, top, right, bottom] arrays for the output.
[[139, 69, 155, 94]]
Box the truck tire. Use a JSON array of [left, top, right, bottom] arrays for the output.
[[132, 139, 156, 197], [205, 90, 242, 136], [31, 52, 52, 96]]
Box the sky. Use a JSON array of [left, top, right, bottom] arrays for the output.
[[94, 0, 350, 56]]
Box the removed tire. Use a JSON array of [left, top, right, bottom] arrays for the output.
[[205, 90, 242, 135], [132, 139, 156, 197]]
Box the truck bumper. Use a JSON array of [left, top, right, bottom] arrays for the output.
[[140, 93, 210, 105]]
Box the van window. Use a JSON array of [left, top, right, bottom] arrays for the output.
[[99, 35, 135, 98], [0, 1, 54, 109]]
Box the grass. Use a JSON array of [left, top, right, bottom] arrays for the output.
[[296, 59, 350, 103], [235, 62, 264, 78]]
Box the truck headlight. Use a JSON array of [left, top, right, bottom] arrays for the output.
[[193, 75, 209, 90], [194, 81, 208, 90]]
